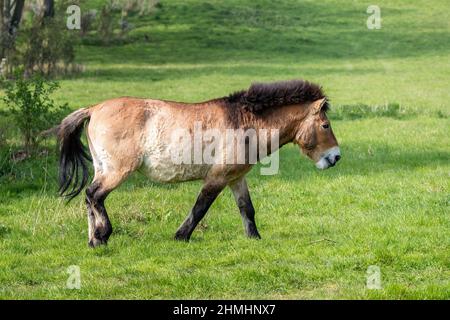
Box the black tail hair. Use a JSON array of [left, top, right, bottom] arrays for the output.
[[57, 108, 92, 201]]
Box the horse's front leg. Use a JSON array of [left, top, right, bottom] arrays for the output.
[[229, 177, 261, 239], [174, 182, 226, 241]]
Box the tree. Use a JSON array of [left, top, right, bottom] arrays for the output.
[[0, 0, 25, 58], [43, 0, 55, 18], [2, 71, 68, 151]]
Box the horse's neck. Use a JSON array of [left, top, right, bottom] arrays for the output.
[[243, 105, 309, 150]]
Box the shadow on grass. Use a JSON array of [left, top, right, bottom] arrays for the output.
[[75, 64, 387, 85]]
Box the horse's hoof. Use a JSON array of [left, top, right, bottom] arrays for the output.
[[247, 232, 262, 239], [174, 232, 190, 242], [88, 238, 107, 248], [91, 225, 112, 247], [94, 225, 112, 239]]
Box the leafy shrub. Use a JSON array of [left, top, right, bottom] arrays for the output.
[[0, 147, 13, 177], [92, 0, 159, 45], [98, 5, 115, 45], [0, 108, 7, 147], [1, 1, 78, 78], [81, 10, 98, 37], [20, 14, 76, 76], [1, 72, 68, 151]]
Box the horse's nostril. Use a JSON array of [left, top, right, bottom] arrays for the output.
[[335, 155, 341, 162]]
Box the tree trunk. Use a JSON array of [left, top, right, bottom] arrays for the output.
[[0, 0, 8, 58], [9, 0, 25, 34], [43, 0, 55, 18], [0, 0, 25, 57]]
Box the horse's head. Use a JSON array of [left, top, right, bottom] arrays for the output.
[[294, 98, 341, 169]]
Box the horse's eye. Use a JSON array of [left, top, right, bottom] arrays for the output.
[[322, 124, 330, 129]]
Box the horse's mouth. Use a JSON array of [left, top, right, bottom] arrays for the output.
[[325, 156, 335, 167], [316, 156, 334, 170]]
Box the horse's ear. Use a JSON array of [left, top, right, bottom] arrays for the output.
[[312, 98, 327, 114]]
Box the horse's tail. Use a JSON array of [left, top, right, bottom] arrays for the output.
[[57, 107, 92, 201]]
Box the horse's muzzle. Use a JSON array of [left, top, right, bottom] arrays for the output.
[[316, 147, 341, 170]]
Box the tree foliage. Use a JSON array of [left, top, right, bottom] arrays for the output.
[[2, 71, 68, 150]]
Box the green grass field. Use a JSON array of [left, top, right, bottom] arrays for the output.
[[0, 0, 449, 299]]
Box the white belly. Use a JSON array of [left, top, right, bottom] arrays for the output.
[[141, 120, 211, 183], [142, 155, 211, 183]]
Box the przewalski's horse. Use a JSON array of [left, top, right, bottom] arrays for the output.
[[57, 80, 340, 247]]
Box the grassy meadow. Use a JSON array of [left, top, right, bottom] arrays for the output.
[[0, 0, 449, 299]]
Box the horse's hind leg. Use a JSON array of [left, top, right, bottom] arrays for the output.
[[86, 180, 111, 247], [229, 177, 261, 239], [84, 118, 142, 247], [85, 173, 128, 247]]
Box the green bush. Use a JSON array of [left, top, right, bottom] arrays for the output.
[[1, 1, 78, 78], [98, 5, 115, 45], [1, 72, 68, 151], [19, 13, 76, 76], [0, 110, 6, 148], [0, 147, 13, 177]]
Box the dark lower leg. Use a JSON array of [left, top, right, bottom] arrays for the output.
[[86, 182, 113, 247], [175, 183, 225, 241], [230, 178, 261, 239], [237, 199, 260, 238], [92, 198, 112, 244]]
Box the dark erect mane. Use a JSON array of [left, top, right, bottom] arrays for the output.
[[224, 80, 328, 113]]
